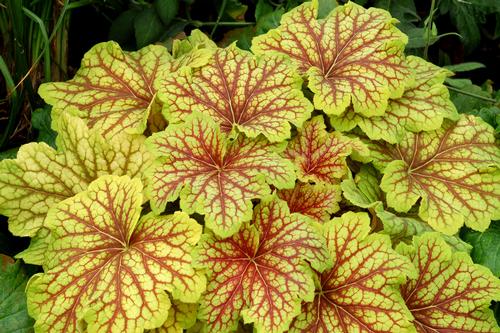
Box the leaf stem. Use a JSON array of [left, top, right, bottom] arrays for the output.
[[423, 0, 436, 60], [211, 0, 227, 37], [445, 85, 497, 104]]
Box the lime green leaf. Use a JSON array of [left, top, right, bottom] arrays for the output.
[[38, 42, 171, 136], [369, 115, 500, 235], [195, 196, 330, 333], [147, 298, 198, 333], [399, 233, 500, 332], [0, 113, 152, 240], [376, 208, 472, 253], [331, 56, 458, 143], [252, 1, 408, 116], [171, 30, 217, 68], [160, 46, 312, 142], [146, 114, 295, 237], [27, 175, 204, 333], [0, 260, 35, 333], [277, 182, 341, 223], [341, 164, 382, 208], [285, 116, 367, 185], [290, 212, 414, 332], [462, 221, 500, 276]]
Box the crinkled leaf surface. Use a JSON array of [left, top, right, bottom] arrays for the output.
[[331, 56, 458, 143], [399, 233, 500, 332], [462, 221, 500, 276], [147, 298, 198, 333], [290, 212, 414, 333], [195, 196, 330, 333], [252, 1, 408, 116], [146, 114, 295, 237], [0, 113, 152, 239], [27, 175, 204, 333], [285, 116, 366, 184], [369, 115, 500, 235], [160, 46, 312, 142], [277, 182, 341, 223], [0, 260, 35, 333]]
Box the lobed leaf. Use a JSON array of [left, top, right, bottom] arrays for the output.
[[252, 1, 408, 116], [159, 46, 312, 142], [195, 196, 331, 333], [277, 182, 341, 223], [331, 56, 459, 144], [399, 233, 500, 332], [290, 212, 414, 332], [368, 115, 500, 235], [146, 114, 295, 237], [147, 298, 198, 333], [0, 113, 152, 240], [285, 116, 367, 185], [27, 175, 205, 333]]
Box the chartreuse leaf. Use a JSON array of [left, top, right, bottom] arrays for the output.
[[159, 45, 312, 142], [0, 113, 152, 240], [277, 182, 341, 223], [0, 260, 35, 333], [38, 33, 214, 136], [341, 164, 382, 208], [146, 113, 295, 237], [285, 116, 368, 185], [195, 196, 331, 333], [252, 0, 408, 117], [331, 56, 458, 144], [27, 175, 205, 333], [171, 29, 217, 68], [368, 115, 500, 235], [399, 233, 500, 332], [289, 212, 414, 332], [147, 298, 198, 333]]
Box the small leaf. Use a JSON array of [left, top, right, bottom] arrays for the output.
[[331, 56, 458, 144], [147, 298, 198, 333], [134, 7, 164, 48], [461, 221, 500, 276], [444, 62, 486, 72], [340, 164, 382, 208], [0, 261, 35, 333], [31, 106, 57, 148], [253, 1, 409, 116], [290, 212, 414, 332], [399, 233, 500, 332], [109, 9, 140, 45], [146, 113, 295, 237], [285, 116, 367, 185], [195, 196, 331, 333], [0, 113, 152, 239], [27, 175, 204, 333], [155, 0, 179, 26], [160, 46, 312, 142], [277, 182, 341, 223], [368, 115, 500, 235]]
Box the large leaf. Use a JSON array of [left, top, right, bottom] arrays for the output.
[[0, 260, 35, 333], [146, 114, 295, 237], [331, 56, 458, 144], [277, 182, 341, 223], [159, 46, 312, 142], [399, 233, 500, 332], [252, 1, 408, 116], [0, 113, 152, 239], [195, 196, 330, 333], [27, 175, 204, 333], [39, 35, 214, 136], [289, 212, 414, 332], [368, 115, 500, 235], [285, 116, 367, 185]]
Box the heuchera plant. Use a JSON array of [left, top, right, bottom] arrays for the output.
[[1, 1, 499, 332]]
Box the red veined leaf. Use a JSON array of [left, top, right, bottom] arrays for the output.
[[285, 116, 367, 185], [399, 233, 500, 332], [159, 45, 313, 142], [290, 212, 414, 333], [195, 196, 331, 333], [252, 1, 409, 116], [27, 175, 205, 333], [277, 182, 341, 222], [146, 113, 295, 237], [367, 115, 500, 235]]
